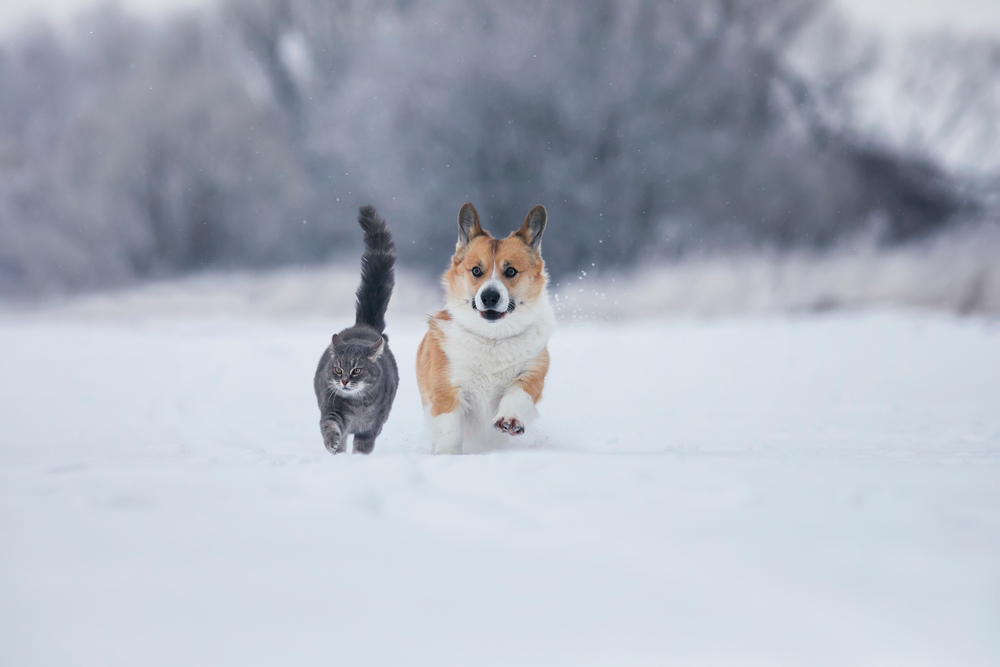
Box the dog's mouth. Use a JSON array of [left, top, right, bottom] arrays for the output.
[[475, 301, 516, 321]]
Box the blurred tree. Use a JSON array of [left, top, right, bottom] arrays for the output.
[[0, 0, 987, 295]]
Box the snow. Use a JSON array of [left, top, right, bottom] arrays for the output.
[[557, 226, 1000, 318], [13, 221, 998, 322], [1, 302, 999, 665]]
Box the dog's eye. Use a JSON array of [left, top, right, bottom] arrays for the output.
[[504, 267, 518, 278], [471, 266, 483, 277], [334, 367, 343, 375], [351, 368, 362, 376]]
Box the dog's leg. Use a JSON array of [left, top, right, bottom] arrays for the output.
[[493, 388, 536, 435], [428, 408, 463, 454], [493, 348, 550, 436], [417, 326, 463, 454]]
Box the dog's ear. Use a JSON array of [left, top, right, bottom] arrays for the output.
[[516, 205, 546, 250], [457, 202, 485, 249]]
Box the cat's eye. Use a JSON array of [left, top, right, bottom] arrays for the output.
[[334, 367, 343, 375], [504, 267, 518, 278], [471, 266, 483, 277], [351, 368, 362, 376]]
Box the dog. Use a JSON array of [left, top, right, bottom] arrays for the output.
[[416, 202, 555, 454]]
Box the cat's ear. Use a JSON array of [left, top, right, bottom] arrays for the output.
[[368, 337, 384, 358], [332, 334, 344, 347], [516, 205, 546, 250], [457, 202, 485, 250]]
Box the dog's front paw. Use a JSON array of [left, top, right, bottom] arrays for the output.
[[493, 416, 525, 436]]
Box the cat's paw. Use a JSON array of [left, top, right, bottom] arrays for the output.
[[322, 422, 344, 454], [353, 435, 375, 455], [493, 416, 525, 436]]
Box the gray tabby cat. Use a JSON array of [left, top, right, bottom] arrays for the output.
[[313, 206, 399, 454]]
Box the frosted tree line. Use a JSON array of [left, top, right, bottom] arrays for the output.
[[0, 0, 993, 295]]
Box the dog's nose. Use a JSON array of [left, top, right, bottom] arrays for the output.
[[480, 287, 501, 310]]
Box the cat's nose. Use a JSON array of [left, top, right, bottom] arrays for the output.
[[480, 287, 501, 310], [341, 379, 349, 386]]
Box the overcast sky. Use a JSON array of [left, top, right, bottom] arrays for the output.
[[837, 0, 1000, 38], [1, 0, 998, 40], [0, 0, 211, 36]]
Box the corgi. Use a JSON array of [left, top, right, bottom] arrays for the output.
[[416, 202, 556, 454]]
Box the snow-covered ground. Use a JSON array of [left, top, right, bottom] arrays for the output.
[[1, 295, 999, 665]]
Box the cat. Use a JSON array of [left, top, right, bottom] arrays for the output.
[[313, 205, 399, 454]]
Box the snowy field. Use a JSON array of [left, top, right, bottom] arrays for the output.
[[1, 289, 999, 665]]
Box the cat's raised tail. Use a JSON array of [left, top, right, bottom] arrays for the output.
[[354, 205, 396, 333]]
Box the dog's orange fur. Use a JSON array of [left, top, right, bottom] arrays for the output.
[[514, 347, 549, 402], [415, 310, 458, 417]]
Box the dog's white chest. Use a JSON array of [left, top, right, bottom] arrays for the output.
[[438, 315, 551, 414]]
